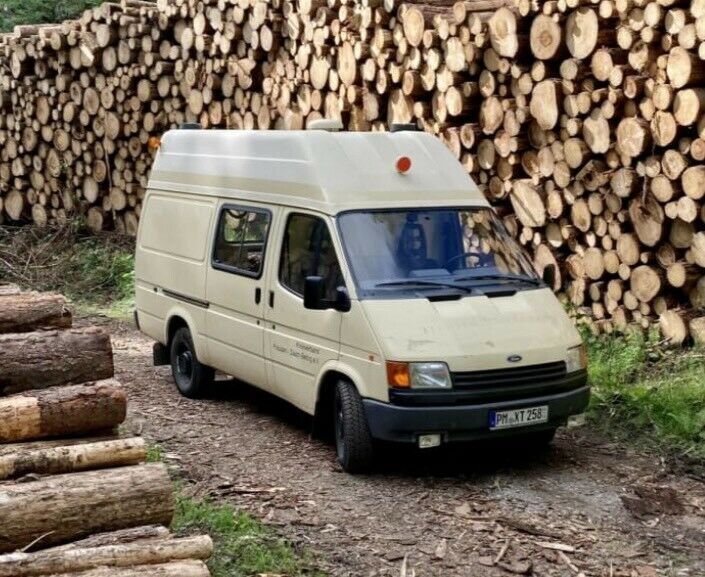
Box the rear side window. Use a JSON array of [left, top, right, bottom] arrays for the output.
[[212, 207, 271, 278], [279, 213, 344, 300]]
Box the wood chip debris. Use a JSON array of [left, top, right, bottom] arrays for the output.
[[537, 541, 576, 553]]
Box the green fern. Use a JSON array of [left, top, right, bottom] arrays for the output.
[[0, 0, 104, 33]]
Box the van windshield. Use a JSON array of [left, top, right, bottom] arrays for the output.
[[337, 208, 540, 298]]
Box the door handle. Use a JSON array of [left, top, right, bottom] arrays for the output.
[[255, 288, 262, 304], [269, 291, 275, 308]]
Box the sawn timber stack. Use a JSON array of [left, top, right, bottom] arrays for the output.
[[3, 0, 705, 337], [0, 288, 214, 575]]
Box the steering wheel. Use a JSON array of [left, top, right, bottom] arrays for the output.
[[443, 251, 481, 271]]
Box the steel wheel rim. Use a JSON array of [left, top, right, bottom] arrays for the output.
[[175, 341, 193, 386]]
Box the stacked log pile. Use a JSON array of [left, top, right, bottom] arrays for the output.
[[0, 290, 213, 576], [2, 0, 705, 337]]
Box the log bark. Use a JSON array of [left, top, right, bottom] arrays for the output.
[[0, 327, 114, 394], [35, 561, 211, 577], [0, 437, 146, 480], [47, 527, 172, 552], [0, 381, 127, 443], [0, 535, 213, 576], [0, 464, 174, 553], [0, 293, 72, 334], [0, 285, 21, 297]]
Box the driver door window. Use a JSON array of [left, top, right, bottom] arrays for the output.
[[279, 213, 345, 300]]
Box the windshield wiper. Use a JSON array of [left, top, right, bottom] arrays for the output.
[[455, 273, 543, 286], [374, 280, 473, 293]]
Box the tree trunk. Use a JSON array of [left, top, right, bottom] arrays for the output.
[[0, 437, 146, 480], [0, 536, 213, 576], [47, 527, 172, 552], [0, 328, 114, 394], [35, 561, 211, 577], [0, 464, 174, 553], [0, 293, 72, 334], [0, 381, 127, 443], [0, 285, 21, 297]]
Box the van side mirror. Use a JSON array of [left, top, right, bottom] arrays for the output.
[[304, 276, 326, 310], [542, 264, 557, 289], [335, 287, 352, 313], [304, 276, 351, 312]]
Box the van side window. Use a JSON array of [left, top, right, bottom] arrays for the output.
[[280, 214, 344, 300], [212, 207, 271, 278]]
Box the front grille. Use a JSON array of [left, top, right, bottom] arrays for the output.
[[389, 361, 585, 407], [452, 361, 567, 389]]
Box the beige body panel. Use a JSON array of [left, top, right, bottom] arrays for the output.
[[135, 192, 215, 360], [361, 289, 581, 372]]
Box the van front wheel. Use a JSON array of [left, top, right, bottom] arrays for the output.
[[170, 327, 214, 399], [334, 380, 375, 473]]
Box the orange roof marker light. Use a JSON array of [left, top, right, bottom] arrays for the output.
[[396, 156, 412, 174], [148, 136, 161, 151]]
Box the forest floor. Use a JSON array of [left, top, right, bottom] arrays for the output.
[[94, 316, 705, 577]]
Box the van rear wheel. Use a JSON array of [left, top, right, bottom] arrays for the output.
[[334, 380, 375, 474], [170, 327, 214, 399]]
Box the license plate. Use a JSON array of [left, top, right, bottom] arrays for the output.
[[489, 405, 549, 430]]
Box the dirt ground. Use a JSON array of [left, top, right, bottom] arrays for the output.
[[103, 318, 705, 577]]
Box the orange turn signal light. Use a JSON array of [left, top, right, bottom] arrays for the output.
[[148, 136, 161, 150], [396, 156, 412, 174], [386, 361, 411, 389]]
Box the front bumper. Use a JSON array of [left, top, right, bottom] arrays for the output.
[[362, 382, 590, 443]]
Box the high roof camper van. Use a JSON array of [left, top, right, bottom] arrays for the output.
[[135, 122, 589, 473]]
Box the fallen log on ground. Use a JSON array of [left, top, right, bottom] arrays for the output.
[[0, 437, 146, 480], [38, 560, 211, 577], [0, 381, 127, 443], [0, 434, 124, 456], [47, 526, 172, 552], [0, 284, 20, 297], [0, 535, 213, 576], [0, 293, 72, 334], [0, 464, 174, 553], [0, 327, 113, 394]]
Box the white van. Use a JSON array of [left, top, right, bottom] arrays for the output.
[[135, 124, 589, 473]]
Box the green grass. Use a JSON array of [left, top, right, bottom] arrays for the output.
[[148, 446, 324, 576], [0, 0, 103, 32], [173, 493, 325, 577], [146, 444, 165, 463], [585, 328, 705, 461], [0, 225, 135, 319]]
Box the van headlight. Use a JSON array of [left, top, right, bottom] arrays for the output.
[[387, 361, 452, 389], [566, 344, 587, 373]]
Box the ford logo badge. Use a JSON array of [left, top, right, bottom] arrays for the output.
[[507, 355, 522, 363]]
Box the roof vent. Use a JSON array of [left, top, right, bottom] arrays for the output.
[[180, 122, 202, 130], [307, 118, 344, 132], [390, 123, 420, 133]]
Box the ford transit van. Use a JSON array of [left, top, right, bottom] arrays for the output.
[[135, 124, 589, 473]]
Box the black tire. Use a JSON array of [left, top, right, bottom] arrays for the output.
[[334, 380, 375, 473], [170, 327, 214, 399]]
